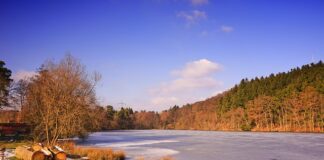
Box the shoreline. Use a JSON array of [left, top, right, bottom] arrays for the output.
[[98, 129, 324, 134]]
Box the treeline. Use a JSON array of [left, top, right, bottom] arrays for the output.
[[161, 61, 324, 132], [91, 106, 160, 130], [92, 61, 324, 132]]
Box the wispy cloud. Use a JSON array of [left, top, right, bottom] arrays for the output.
[[12, 70, 37, 81], [150, 59, 222, 107], [190, 0, 209, 6], [220, 25, 234, 33], [177, 10, 207, 25], [152, 77, 220, 95], [151, 96, 179, 106]]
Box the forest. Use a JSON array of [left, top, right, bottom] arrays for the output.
[[0, 58, 323, 145], [157, 61, 324, 132], [87, 61, 324, 132]]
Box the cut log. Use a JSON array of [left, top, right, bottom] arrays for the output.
[[50, 146, 67, 160], [15, 146, 46, 160], [32, 144, 43, 151], [40, 147, 52, 156]]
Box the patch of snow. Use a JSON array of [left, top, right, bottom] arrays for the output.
[[4, 149, 15, 158]]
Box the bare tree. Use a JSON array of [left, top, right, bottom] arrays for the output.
[[9, 79, 29, 110], [23, 55, 100, 146]]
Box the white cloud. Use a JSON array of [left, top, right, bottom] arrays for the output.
[[190, 0, 208, 6], [150, 59, 222, 108], [221, 25, 234, 33], [172, 59, 220, 78], [12, 70, 37, 81], [177, 10, 207, 25]]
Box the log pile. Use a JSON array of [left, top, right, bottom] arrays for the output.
[[15, 144, 68, 160]]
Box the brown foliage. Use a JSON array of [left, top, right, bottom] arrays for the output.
[[147, 86, 323, 132], [22, 55, 101, 146], [134, 111, 160, 129]]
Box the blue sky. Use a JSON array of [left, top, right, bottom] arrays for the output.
[[1, 0, 323, 111]]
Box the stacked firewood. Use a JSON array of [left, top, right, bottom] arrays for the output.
[[15, 144, 67, 160]]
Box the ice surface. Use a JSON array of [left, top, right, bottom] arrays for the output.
[[78, 130, 324, 160], [93, 140, 179, 147]]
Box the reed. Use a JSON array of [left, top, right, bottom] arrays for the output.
[[72, 147, 125, 160]]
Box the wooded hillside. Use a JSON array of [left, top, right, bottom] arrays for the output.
[[89, 61, 323, 132], [157, 61, 324, 132]]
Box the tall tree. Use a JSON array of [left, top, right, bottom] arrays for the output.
[[117, 107, 134, 129], [23, 55, 100, 146], [10, 79, 29, 110], [0, 60, 12, 108]]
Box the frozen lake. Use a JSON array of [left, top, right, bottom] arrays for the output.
[[78, 130, 324, 160]]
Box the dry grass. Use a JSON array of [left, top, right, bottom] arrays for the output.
[[135, 157, 145, 160], [57, 140, 125, 160], [160, 156, 174, 160], [0, 140, 31, 149], [57, 140, 75, 152], [72, 147, 125, 160]]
